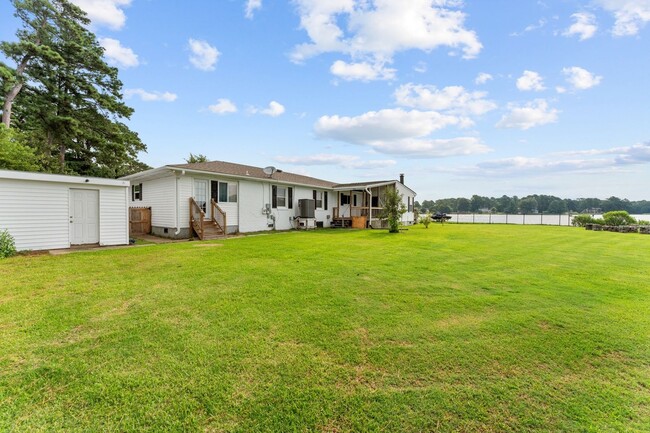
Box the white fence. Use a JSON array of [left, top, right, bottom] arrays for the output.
[[447, 213, 572, 225], [444, 213, 650, 226]]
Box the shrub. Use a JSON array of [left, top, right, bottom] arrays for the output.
[[572, 214, 599, 227], [602, 211, 636, 226], [380, 188, 407, 233], [0, 230, 17, 259], [420, 213, 432, 229]]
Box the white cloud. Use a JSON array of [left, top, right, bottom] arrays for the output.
[[291, 0, 482, 79], [330, 60, 396, 81], [208, 98, 238, 114], [314, 108, 490, 158], [414, 62, 427, 73], [275, 153, 396, 169], [464, 141, 650, 176], [188, 39, 220, 71], [99, 37, 138, 68], [562, 66, 602, 90], [475, 72, 493, 85], [510, 18, 547, 36], [251, 101, 286, 117], [70, 0, 131, 30], [595, 0, 650, 36], [124, 88, 177, 102], [563, 12, 598, 40], [496, 99, 559, 130], [394, 83, 497, 116], [245, 0, 262, 19], [516, 70, 546, 91]]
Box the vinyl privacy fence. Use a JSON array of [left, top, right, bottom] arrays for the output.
[[445, 213, 650, 226]]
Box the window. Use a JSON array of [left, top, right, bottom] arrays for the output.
[[408, 196, 413, 212], [213, 181, 238, 203], [272, 185, 292, 208], [313, 190, 323, 209], [341, 193, 350, 205], [131, 183, 142, 201], [353, 194, 358, 207]]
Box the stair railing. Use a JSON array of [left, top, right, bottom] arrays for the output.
[[190, 197, 205, 240], [211, 199, 227, 234]]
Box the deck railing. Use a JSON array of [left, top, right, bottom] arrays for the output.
[[211, 199, 227, 233], [333, 206, 382, 219], [190, 197, 205, 240]]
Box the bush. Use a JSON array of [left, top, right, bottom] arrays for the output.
[[602, 211, 636, 226], [572, 214, 600, 227], [420, 213, 432, 229], [0, 230, 17, 258]]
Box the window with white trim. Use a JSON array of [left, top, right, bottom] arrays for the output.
[[313, 190, 323, 209]]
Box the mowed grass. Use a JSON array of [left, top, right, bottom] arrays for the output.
[[1, 225, 649, 432]]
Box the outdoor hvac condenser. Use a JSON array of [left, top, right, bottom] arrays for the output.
[[298, 199, 315, 218]]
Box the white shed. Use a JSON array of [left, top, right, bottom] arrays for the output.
[[0, 170, 130, 251]]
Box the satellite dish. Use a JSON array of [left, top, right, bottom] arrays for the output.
[[263, 166, 277, 176]]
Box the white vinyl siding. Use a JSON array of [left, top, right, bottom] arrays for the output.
[[132, 175, 176, 228], [100, 187, 129, 246]]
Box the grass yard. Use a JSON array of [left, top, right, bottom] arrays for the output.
[[1, 225, 649, 432]]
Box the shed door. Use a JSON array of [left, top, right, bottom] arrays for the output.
[[70, 189, 99, 245]]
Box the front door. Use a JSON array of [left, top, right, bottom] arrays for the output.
[[70, 189, 99, 245], [194, 179, 209, 215]]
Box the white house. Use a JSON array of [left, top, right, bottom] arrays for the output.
[[0, 170, 130, 251], [122, 161, 417, 239]]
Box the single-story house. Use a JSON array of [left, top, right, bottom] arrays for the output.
[[122, 161, 416, 239], [0, 170, 130, 251]]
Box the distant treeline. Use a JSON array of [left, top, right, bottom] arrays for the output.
[[416, 195, 650, 215]]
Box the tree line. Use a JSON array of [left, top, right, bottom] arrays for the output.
[[417, 194, 650, 215], [0, 0, 149, 178]]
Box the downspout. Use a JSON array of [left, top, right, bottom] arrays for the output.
[[366, 187, 372, 227], [174, 169, 185, 236]]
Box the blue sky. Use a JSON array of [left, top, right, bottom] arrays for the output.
[[2, 0, 650, 200]]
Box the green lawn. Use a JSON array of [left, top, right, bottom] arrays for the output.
[[1, 225, 649, 432]]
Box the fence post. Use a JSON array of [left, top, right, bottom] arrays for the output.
[[489, 212, 492, 224], [540, 212, 543, 225], [506, 213, 508, 224], [523, 214, 526, 225], [472, 213, 475, 224]]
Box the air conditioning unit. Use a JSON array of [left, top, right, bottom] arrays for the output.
[[298, 199, 315, 218]]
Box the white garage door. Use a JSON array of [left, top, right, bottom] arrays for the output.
[[70, 189, 99, 245]]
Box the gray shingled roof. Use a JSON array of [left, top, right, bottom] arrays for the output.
[[168, 160, 337, 188], [333, 180, 396, 189]]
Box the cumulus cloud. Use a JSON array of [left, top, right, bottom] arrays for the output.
[[99, 37, 138, 68], [208, 98, 238, 114], [563, 12, 598, 40], [394, 83, 497, 116], [275, 153, 396, 169], [496, 99, 559, 130], [188, 39, 220, 71], [314, 108, 490, 158], [516, 70, 546, 91], [70, 0, 131, 30], [291, 0, 481, 79], [595, 0, 650, 36], [562, 66, 603, 90], [330, 60, 396, 81], [245, 0, 262, 19], [475, 72, 493, 85], [250, 101, 286, 117], [124, 89, 177, 102]]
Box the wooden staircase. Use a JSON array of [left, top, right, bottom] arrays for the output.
[[201, 220, 224, 240], [190, 198, 227, 240]]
